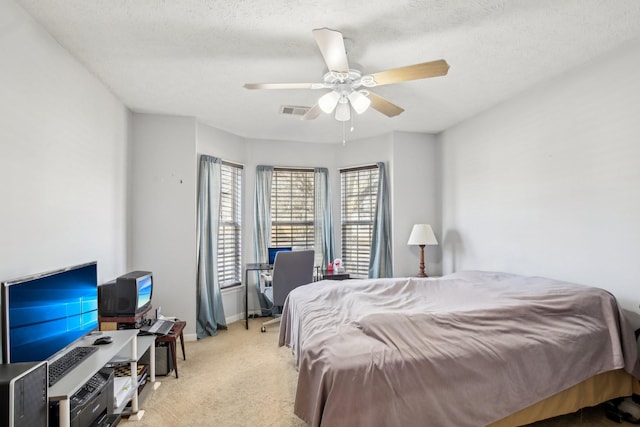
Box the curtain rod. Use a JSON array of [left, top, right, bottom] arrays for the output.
[[222, 160, 244, 169], [338, 162, 378, 173], [272, 166, 316, 172]]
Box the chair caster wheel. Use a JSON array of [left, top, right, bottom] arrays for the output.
[[261, 326, 266, 332]]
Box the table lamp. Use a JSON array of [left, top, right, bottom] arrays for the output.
[[407, 224, 438, 277]]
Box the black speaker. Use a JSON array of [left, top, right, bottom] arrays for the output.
[[0, 361, 48, 427]]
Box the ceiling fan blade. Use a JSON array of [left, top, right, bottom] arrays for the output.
[[301, 104, 322, 120], [367, 92, 404, 117], [366, 59, 450, 87], [244, 82, 317, 90], [313, 28, 349, 73]]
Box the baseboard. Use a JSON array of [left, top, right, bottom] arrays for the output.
[[225, 312, 244, 324], [183, 332, 198, 342], [224, 311, 262, 324]]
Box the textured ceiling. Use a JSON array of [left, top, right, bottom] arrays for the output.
[[14, 0, 640, 144]]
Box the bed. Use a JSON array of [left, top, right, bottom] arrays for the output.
[[278, 271, 640, 427]]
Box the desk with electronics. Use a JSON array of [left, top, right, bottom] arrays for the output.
[[0, 263, 183, 427]]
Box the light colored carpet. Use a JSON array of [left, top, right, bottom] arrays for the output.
[[120, 318, 614, 427]]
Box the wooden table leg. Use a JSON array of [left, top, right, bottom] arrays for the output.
[[179, 332, 186, 360], [169, 340, 178, 378]]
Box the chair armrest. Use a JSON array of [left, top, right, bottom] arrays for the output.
[[260, 272, 273, 293]]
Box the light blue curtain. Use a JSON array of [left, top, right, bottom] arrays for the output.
[[314, 168, 335, 268], [196, 155, 227, 339], [369, 162, 393, 278], [253, 165, 273, 315]]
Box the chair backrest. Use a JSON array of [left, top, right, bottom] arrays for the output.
[[271, 249, 315, 306]]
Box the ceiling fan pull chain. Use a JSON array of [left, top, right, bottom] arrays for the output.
[[342, 121, 347, 145]]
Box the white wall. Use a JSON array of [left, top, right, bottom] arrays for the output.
[[440, 39, 640, 315], [0, 1, 129, 287], [129, 114, 197, 334], [197, 123, 246, 165], [391, 132, 441, 277]]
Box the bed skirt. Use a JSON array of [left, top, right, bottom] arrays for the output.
[[491, 368, 639, 426]]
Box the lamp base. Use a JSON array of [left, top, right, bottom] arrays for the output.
[[417, 244, 427, 277]]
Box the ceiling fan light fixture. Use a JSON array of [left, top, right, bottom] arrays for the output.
[[318, 91, 341, 114], [348, 90, 371, 114], [335, 102, 351, 122]]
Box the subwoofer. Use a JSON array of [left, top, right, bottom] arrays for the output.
[[0, 361, 48, 427]]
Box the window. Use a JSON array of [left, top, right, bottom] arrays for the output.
[[340, 165, 379, 278], [218, 162, 242, 288], [270, 168, 315, 249]]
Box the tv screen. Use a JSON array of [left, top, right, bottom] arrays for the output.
[[1, 262, 99, 364], [137, 274, 152, 310]]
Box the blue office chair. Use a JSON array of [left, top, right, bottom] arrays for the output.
[[261, 249, 315, 332]]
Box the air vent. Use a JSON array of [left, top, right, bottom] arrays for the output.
[[280, 105, 311, 116]]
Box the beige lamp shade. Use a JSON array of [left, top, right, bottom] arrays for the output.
[[407, 224, 438, 246]]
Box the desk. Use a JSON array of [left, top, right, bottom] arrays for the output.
[[155, 321, 186, 378], [48, 329, 154, 427], [244, 263, 272, 330]]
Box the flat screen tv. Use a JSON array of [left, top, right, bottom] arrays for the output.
[[1, 261, 99, 364], [98, 271, 152, 317]]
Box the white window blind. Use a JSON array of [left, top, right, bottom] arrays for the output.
[[271, 168, 315, 249], [218, 161, 242, 288], [340, 165, 379, 278]]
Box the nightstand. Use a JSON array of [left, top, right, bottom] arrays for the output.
[[322, 271, 350, 280]]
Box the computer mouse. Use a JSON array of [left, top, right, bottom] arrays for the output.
[[93, 336, 113, 345]]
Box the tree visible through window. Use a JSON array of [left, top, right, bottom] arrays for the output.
[[271, 168, 315, 249], [218, 162, 242, 288], [340, 165, 379, 278]]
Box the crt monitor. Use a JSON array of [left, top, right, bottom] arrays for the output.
[[98, 271, 153, 317], [1, 261, 99, 364], [268, 247, 292, 265]]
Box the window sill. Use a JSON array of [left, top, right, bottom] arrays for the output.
[[221, 282, 242, 293]]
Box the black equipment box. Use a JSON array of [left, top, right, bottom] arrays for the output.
[[0, 361, 48, 427], [50, 368, 115, 427], [139, 344, 173, 376]]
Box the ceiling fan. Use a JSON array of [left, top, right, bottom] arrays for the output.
[[244, 28, 450, 122]]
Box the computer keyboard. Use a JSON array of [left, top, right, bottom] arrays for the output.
[[49, 346, 98, 386]]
